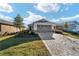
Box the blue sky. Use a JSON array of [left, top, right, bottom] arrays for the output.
[[0, 3, 79, 25]]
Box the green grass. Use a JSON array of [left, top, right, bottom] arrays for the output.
[[0, 35, 16, 41], [61, 31, 79, 40], [0, 34, 50, 56], [65, 32, 79, 39], [55, 29, 79, 40]]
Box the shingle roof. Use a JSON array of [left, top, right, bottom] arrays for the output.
[[0, 19, 14, 26], [34, 19, 48, 23]]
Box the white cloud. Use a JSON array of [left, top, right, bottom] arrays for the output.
[[0, 14, 13, 21], [0, 0, 13, 13], [24, 11, 45, 25], [34, 3, 60, 13], [50, 14, 79, 23], [60, 15, 79, 21]]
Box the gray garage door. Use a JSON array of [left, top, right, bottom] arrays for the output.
[[37, 25, 52, 32]]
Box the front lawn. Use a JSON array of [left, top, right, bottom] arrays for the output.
[[0, 33, 50, 56], [59, 30, 79, 40], [63, 32, 79, 39], [55, 29, 79, 40]]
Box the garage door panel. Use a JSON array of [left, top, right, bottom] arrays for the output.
[[37, 25, 52, 32]]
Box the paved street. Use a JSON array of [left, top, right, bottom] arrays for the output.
[[38, 33, 79, 56]]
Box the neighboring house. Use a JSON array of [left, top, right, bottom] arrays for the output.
[[68, 21, 77, 29], [28, 19, 56, 34], [0, 19, 20, 35], [63, 21, 79, 33]]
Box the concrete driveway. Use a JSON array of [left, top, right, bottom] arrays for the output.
[[38, 33, 79, 56]]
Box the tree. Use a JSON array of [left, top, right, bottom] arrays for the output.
[[14, 14, 24, 31]]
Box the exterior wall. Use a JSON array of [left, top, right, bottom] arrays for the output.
[[0, 24, 19, 35]]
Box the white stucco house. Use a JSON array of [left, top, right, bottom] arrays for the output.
[[28, 19, 56, 34]]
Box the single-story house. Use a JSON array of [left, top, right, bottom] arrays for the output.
[[0, 19, 20, 36], [28, 19, 56, 33]]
